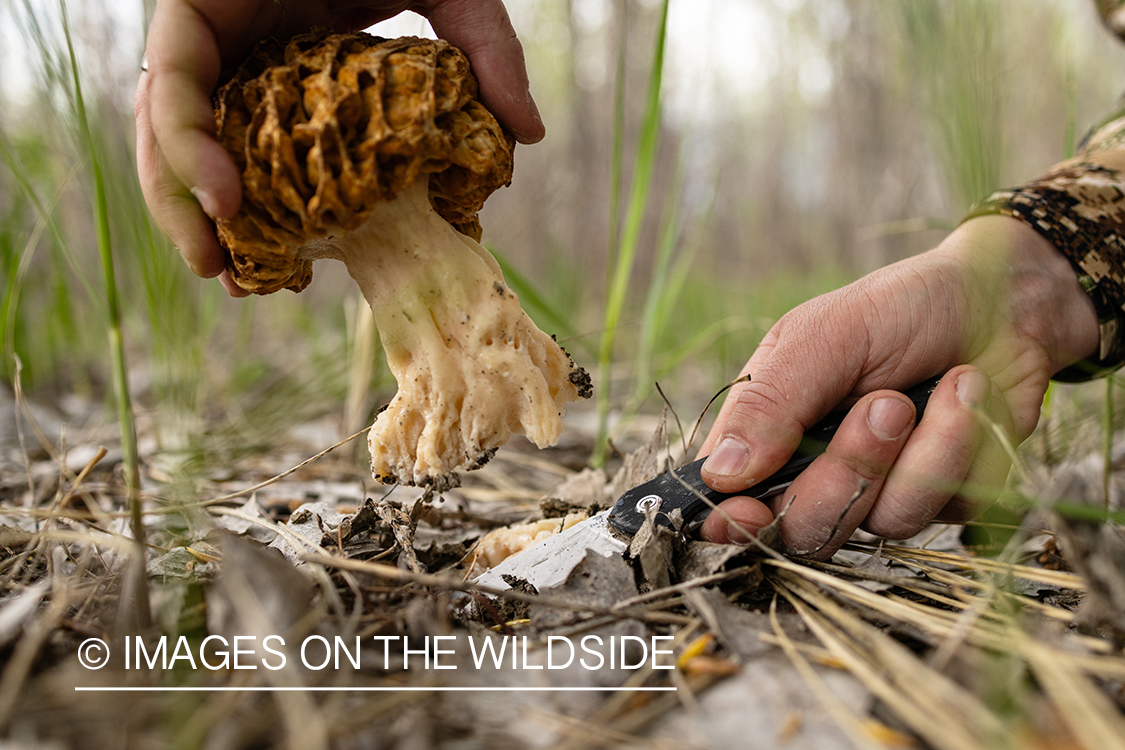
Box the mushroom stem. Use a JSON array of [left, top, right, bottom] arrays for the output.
[[318, 181, 588, 489]]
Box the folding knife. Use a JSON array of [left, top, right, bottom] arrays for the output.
[[472, 376, 941, 591]]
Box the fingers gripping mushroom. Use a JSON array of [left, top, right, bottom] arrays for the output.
[[214, 31, 592, 491]]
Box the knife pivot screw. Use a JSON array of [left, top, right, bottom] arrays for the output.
[[635, 495, 662, 514]]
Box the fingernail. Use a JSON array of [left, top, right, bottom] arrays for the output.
[[510, 87, 544, 143], [177, 249, 221, 279], [528, 89, 543, 126], [956, 371, 988, 407], [723, 519, 753, 545], [190, 186, 220, 218], [179, 254, 205, 277], [704, 437, 751, 477], [868, 397, 913, 440]]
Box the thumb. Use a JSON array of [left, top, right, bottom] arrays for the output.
[[699, 299, 874, 494], [422, 0, 545, 143]]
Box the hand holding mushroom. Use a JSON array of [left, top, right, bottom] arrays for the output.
[[208, 31, 590, 489], [135, 0, 543, 295]]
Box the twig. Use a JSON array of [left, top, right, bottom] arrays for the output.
[[0, 582, 68, 732], [56, 446, 107, 511], [785, 479, 869, 558], [653, 381, 688, 459], [303, 550, 692, 625], [178, 428, 367, 510], [767, 595, 883, 750], [685, 373, 751, 453]]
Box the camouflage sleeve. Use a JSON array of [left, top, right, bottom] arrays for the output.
[[964, 108, 1125, 315], [963, 2, 1125, 378]]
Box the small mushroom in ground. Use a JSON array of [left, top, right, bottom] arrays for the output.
[[466, 511, 590, 576], [214, 31, 591, 490]]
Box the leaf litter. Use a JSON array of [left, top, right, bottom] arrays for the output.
[[2, 391, 1125, 749]]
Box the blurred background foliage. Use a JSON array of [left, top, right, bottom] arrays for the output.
[[1, 0, 1124, 461]]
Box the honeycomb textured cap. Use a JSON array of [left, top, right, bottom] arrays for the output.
[[213, 31, 516, 294]]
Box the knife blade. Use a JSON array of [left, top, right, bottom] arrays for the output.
[[472, 376, 941, 591]]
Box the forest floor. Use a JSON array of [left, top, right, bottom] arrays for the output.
[[2, 384, 1125, 750]]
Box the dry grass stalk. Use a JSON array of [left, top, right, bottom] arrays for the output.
[[853, 542, 1085, 590], [178, 428, 368, 511], [768, 557, 1125, 679], [879, 555, 1080, 628], [766, 597, 887, 750], [0, 583, 66, 731], [776, 573, 1004, 750], [1017, 628, 1125, 750]]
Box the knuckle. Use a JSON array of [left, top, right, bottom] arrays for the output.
[[824, 426, 896, 482], [725, 378, 802, 438], [732, 377, 788, 415], [863, 506, 932, 540], [834, 452, 892, 484], [934, 494, 985, 524]]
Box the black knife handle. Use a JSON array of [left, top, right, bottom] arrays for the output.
[[606, 375, 942, 537]]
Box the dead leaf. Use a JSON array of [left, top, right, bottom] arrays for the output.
[[627, 506, 677, 592], [268, 501, 342, 563], [209, 496, 277, 543], [0, 525, 33, 551], [849, 547, 897, 592], [541, 467, 613, 510], [374, 500, 422, 573], [0, 579, 49, 647], [677, 541, 759, 581], [530, 550, 639, 631], [608, 412, 670, 502], [209, 533, 318, 645], [147, 547, 216, 581], [683, 587, 775, 661]]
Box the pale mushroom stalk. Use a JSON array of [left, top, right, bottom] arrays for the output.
[[310, 180, 585, 489]]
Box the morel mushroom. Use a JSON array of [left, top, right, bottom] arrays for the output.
[[214, 31, 591, 490]]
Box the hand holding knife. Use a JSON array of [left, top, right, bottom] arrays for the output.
[[473, 376, 942, 591], [607, 376, 942, 537]]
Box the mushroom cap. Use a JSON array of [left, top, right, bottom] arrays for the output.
[[213, 31, 516, 294]]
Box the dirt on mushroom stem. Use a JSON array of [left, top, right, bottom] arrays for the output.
[[303, 180, 588, 489]]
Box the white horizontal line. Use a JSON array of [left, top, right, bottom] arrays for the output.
[[74, 686, 676, 693]]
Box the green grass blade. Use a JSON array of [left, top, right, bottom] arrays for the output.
[[59, 0, 149, 625], [492, 249, 581, 346], [607, 0, 628, 270], [0, 135, 104, 320], [634, 163, 684, 387], [891, 0, 1003, 213], [1104, 374, 1114, 507], [592, 0, 671, 466]]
